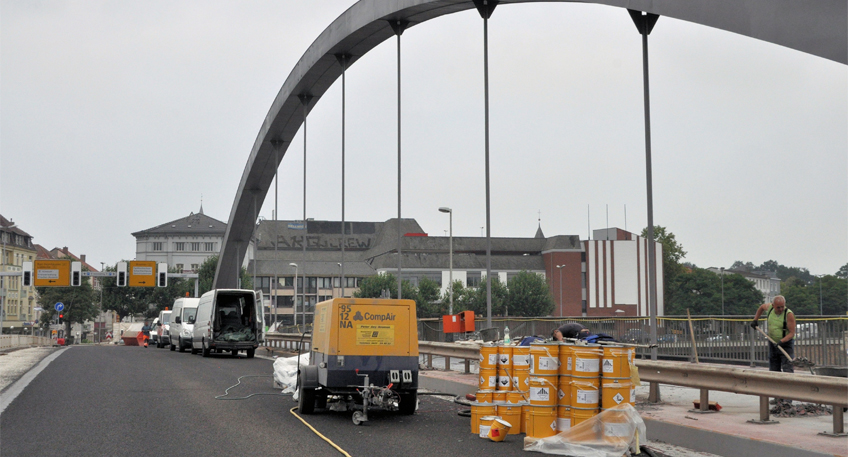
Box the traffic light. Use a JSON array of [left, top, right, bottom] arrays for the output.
[[157, 263, 168, 288], [71, 261, 81, 287], [22, 261, 32, 287], [58, 313, 64, 324], [117, 262, 127, 287]]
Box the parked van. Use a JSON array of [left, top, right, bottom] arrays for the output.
[[156, 310, 173, 348], [169, 297, 200, 353], [192, 289, 264, 358]]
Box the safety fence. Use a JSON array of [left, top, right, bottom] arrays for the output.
[[0, 335, 53, 350], [418, 315, 848, 368]]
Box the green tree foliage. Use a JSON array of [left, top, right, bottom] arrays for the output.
[[353, 273, 428, 316], [641, 226, 687, 300], [505, 271, 555, 317], [780, 274, 846, 315], [417, 277, 443, 317], [666, 268, 763, 315], [100, 264, 193, 319], [837, 263, 848, 279], [196, 255, 252, 296], [37, 276, 98, 337]]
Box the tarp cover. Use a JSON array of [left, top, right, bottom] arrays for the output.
[[524, 404, 646, 457], [272, 353, 311, 395]]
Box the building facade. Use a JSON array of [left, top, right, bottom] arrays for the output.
[[248, 218, 663, 325], [0, 215, 37, 334], [708, 267, 781, 303], [132, 207, 226, 273]]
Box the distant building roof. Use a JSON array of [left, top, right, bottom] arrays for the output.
[[132, 209, 226, 237]]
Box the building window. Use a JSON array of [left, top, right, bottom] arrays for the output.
[[176, 264, 184, 271], [191, 264, 199, 271], [175, 242, 185, 251], [205, 242, 214, 251], [191, 242, 200, 251], [467, 272, 481, 287], [317, 277, 332, 289], [153, 242, 163, 251]]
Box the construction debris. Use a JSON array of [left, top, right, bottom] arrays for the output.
[[769, 402, 832, 417]]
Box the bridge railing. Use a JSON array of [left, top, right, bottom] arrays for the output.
[[0, 335, 53, 350]]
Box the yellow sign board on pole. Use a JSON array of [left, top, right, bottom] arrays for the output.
[[33, 260, 71, 287], [129, 260, 157, 287]]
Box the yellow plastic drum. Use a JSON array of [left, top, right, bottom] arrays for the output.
[[512, 346, 531, 368], [601, 378, 632, 410], [493, 390, 507, 403], [601, 346, 631, 378], [601, 409, 632, 446], [558, 342, 574, 376], [496, 367, 512, 390], [496, 404, 522, 435], [478, 414, 500, 438], [512, 367, 530, 391], [526, 405, 558, 438], [507, 390, 528, 404], [557, 375, 572, 407], [528, 376, 558, 407], [487, 418, 512, 441], [557, 405, 571, 432], [572, 345, 602, 377], [479, 367, 497, 390], [469, 402, 497, 434], [571, 406, 599, 426], [571, 377, 600, 409], [520, 402, 530, 434], [476, 390, 494, 404], [530, 343, 560, 375], [497, 345, 513, 369], [480, 344, 498, 370]]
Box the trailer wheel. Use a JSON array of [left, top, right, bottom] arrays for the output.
[[231, 349, 239, 357], [299, 385, 316, 414], [398, 390, 417, 415], [316, 392, 327, 409], [352, 411, 365, 425]]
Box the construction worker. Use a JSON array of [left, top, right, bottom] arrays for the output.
[[751, 295, 796, 406], [552, 323, 591, 341], [141, 322, 151, 348]]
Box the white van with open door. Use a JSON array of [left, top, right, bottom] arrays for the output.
[[169, 297, 200, 353], [192, 289, 263, 358]]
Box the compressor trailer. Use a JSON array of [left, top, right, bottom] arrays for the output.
[[298, 298, 419, 424]]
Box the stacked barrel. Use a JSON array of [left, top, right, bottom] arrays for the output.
[[472, 341, 635, 439], [470, 344, 529, 437]]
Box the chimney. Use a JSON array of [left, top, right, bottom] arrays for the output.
[[63, 246, 69, 254], [81, 254, 86, 263]]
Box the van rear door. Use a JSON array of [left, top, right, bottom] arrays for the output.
[[256, 291, 265, 342]]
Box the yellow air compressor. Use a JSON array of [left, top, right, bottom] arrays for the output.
[[298, 298, 419, 424]]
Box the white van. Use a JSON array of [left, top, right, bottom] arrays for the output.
[[192, 289, 264, 358], [169, 297, 200, 353], [156, 310, 172, 348]]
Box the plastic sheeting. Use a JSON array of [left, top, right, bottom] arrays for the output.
[[272, 353, 311, 395], [523, 404, 646, 457]]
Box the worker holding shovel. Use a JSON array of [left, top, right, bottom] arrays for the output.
[[751, 295, 796, 406]]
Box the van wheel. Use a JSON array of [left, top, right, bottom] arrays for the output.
[[190, 344, 199, 355], [231, 349, 239, 357], [178, 338, 185, 353], [170, 341, 175, 351], [298, 384, 315, 414], [201, 339, 210, 357], [246, 348, 255, 359]]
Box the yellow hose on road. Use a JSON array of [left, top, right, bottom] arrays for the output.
[[289, 407, 353, 457]]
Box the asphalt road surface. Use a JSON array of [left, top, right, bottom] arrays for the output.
[[1, 345, 534, 457]]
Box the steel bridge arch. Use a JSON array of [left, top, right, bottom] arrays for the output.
[[214, 0, 847, 288]]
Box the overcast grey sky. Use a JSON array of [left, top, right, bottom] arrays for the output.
[[1, 1, 845, 276]]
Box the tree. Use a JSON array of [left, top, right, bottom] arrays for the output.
[[353, 273, 426, 315], [836, 263, 847, 280], [505, 271, 555, 317], [37, 277, 98, 340], [196, 255, 252, 296], [100, 264, 193, 320], [417, 277, 443, 317], [641, 226, 687, 301], [665, 268, 762, 315]]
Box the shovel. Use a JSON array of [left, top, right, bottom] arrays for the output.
[[754, 325, 815, 374]]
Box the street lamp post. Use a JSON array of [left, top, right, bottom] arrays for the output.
[[556, 265, 566, 316], [289, 263, 298, 329], [720, 267, 725, 315], [438, 207, 453, 315], [99, 261, 105, 343], [818, 274, 824, 315], [337, 263, 343, 299]]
